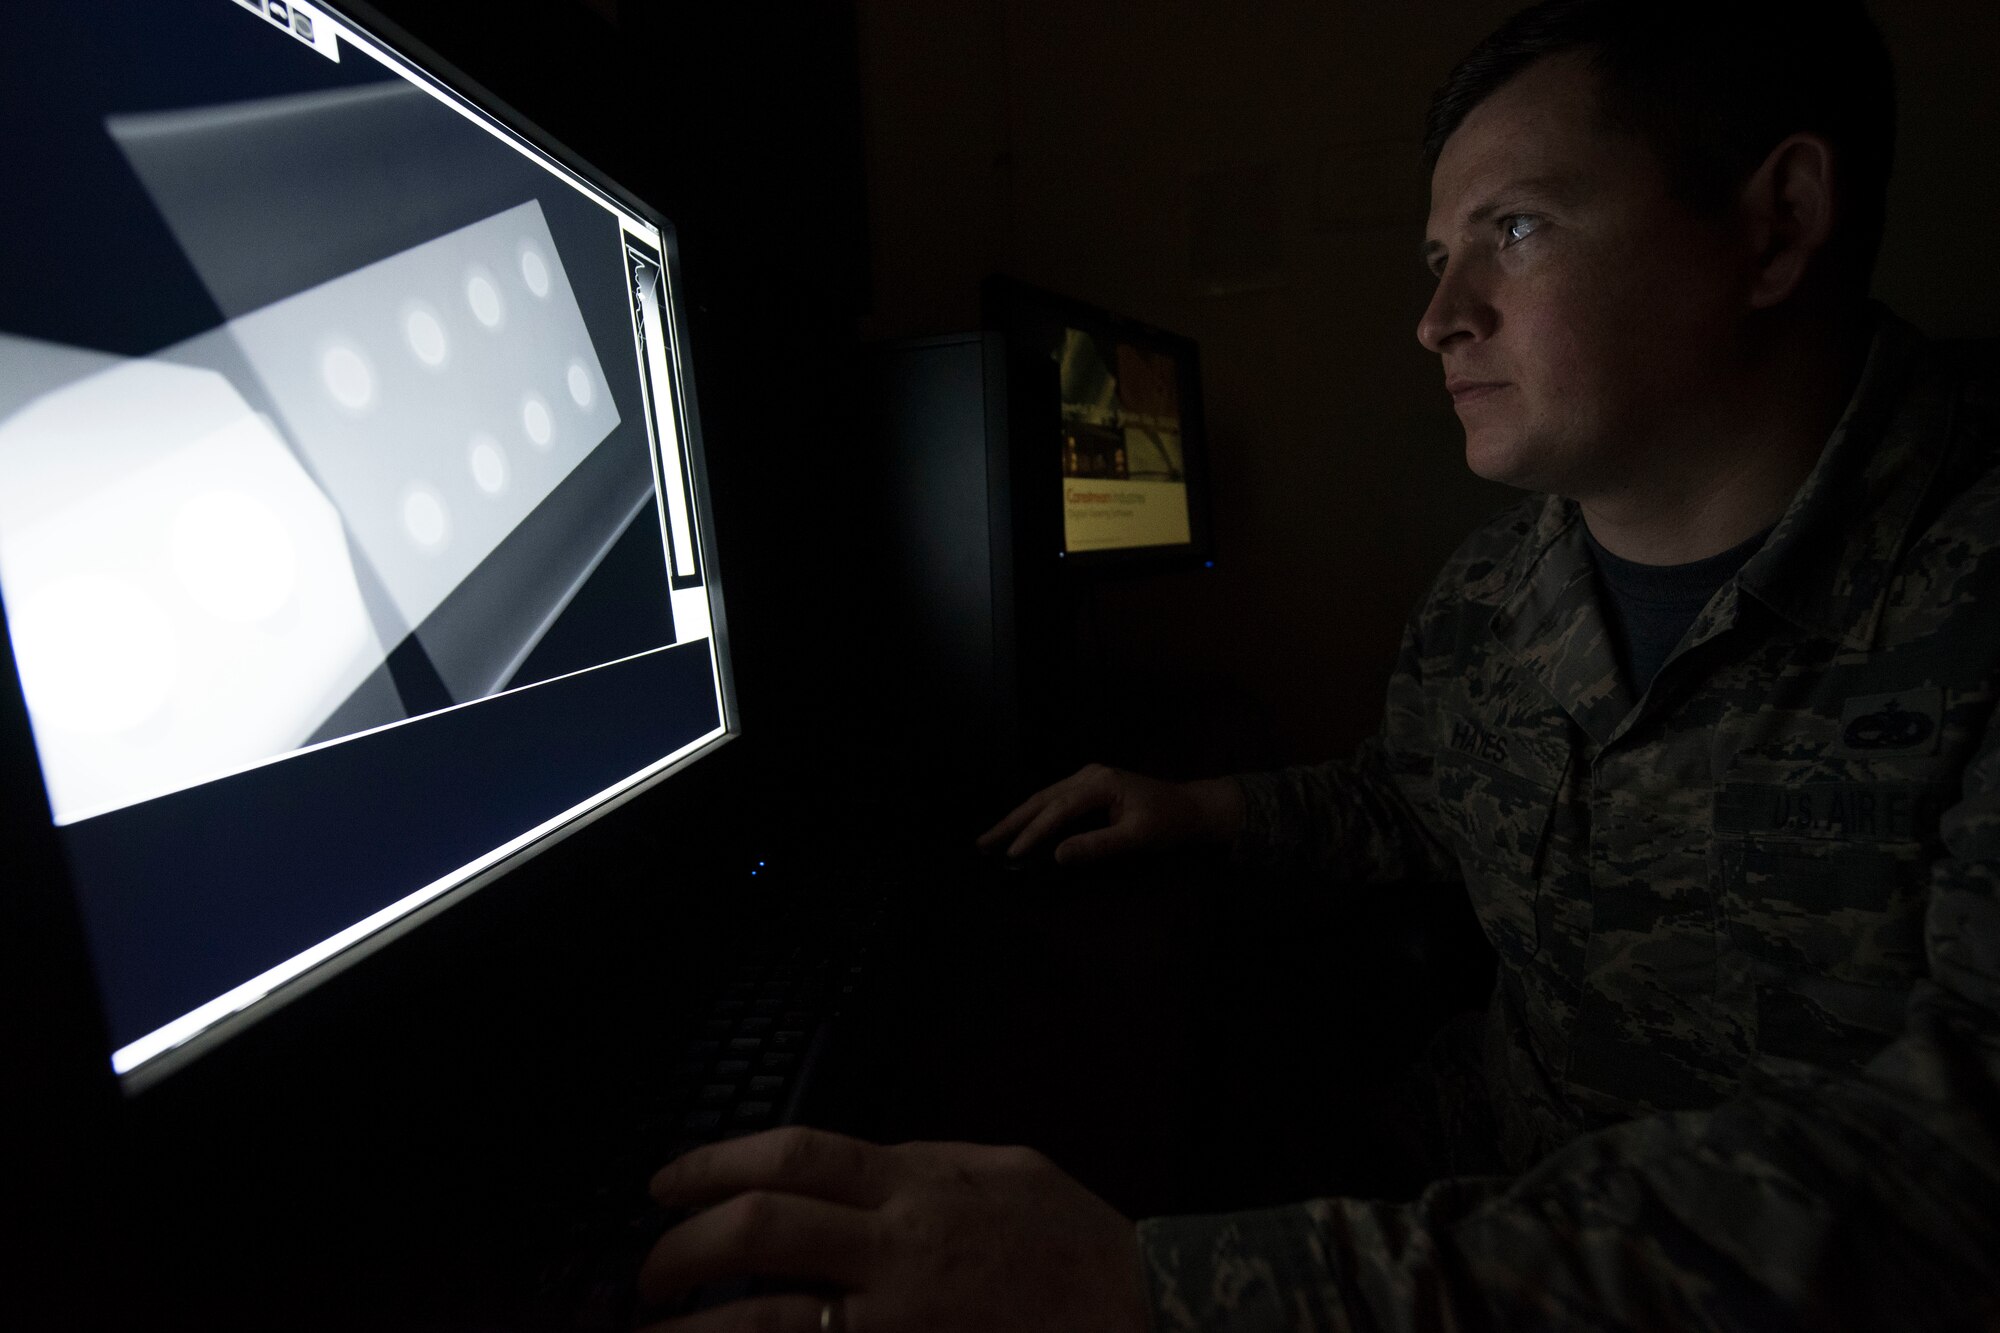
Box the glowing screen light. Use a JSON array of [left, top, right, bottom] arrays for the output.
[[0, 346, 384, 822], [468, 434, 508, 494], [519, 246, 551, 298], [320, 342, 375, 410], [11, 574, 180, 737], [401, 485, 450, 549], [465, 269, 503, 328], [403, 305, 448, 368], [523, 393, 554, 448], [169, 490, 301, 623]]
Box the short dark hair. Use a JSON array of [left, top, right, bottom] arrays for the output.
[[1423, 0, 1897, 296]]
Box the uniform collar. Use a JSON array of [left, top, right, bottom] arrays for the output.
[[1489, 498, 1628, 745], [1487, 306, 1947, 746], [1734, 308, 1948, 651]]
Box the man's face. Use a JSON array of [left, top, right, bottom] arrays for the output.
[[1418, 53, 1746, 498]]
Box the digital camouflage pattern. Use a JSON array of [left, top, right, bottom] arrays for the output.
[[1137, 308, 2000, 1330]]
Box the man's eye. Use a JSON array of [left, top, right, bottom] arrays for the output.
[[1500, 214, 1541, 245]]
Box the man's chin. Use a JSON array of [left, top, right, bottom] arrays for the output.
[[1463, 431, 1546, 491]]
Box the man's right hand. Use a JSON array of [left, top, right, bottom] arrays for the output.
[[975, 763, 1246, 866]]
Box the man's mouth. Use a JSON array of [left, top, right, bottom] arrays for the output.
[[1446, 378, 1509, 404]]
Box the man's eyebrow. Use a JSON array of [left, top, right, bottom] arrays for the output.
[[1420, 175, 1587, 266]]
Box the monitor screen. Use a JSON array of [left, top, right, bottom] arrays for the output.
[[987, 278, 1213, 566], [1056, 329, 1193, 554], [0, 0, 735, 1087]]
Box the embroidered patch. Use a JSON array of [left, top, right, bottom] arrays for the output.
[[1445, 714, 1511, 766], [1835, 687, 1942, 757], [1714, 779, 1946, 842]]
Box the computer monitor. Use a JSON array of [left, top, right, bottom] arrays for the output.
[[0, 0, 736, 1093], [984, 277, 1215, 572]]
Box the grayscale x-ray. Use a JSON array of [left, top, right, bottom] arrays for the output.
[[0, 86, 652, 824]]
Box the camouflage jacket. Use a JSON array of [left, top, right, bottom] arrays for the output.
[[1137, 310, 2000, 1330]]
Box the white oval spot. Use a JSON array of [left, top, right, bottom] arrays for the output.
[[321, 344, 374, 410], [404, 306, 447, 367], [469, 435, 508, 495], [520, 247, 550, 297], [12, 574, 179, 736], [566, 361, 594, 408], [170, 491, 298, 624], [466, 271, 503, 328], [403, 486, 449, 549], [522, 395, 553, 449]]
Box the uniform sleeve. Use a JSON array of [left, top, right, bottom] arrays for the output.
[[1232, 611, 1461, 887], [1137, 702, 2000, 1333]]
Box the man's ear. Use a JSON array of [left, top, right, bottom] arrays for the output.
[[1742, 132, 1839, 310]]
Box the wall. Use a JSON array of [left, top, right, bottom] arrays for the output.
[[857, 0, 2000, 778]]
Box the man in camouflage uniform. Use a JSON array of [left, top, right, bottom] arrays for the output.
[[635, 2, 2000, 1329], [1131, 306, 2000, 1331]]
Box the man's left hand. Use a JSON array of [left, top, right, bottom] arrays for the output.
[[640, 1126, 1150, 1332]]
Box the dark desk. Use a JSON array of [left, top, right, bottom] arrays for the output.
[[805, 857, 1495, 1220]]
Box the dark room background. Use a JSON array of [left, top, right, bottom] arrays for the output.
[[368, 0, 1999, 789], [854, 0, 2000, 780]]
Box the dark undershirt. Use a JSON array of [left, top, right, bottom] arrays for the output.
[[1583, 520, 1774, 696]]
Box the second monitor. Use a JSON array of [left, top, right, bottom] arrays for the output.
[[986, 276, 1215, 570]]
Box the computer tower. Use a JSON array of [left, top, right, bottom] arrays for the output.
[[867, 332, 1069, 819]]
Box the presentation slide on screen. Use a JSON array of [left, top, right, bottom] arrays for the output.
[[1056, 328, 1191, 553]]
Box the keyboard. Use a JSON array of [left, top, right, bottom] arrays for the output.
[[517, 873, 890, 1329]]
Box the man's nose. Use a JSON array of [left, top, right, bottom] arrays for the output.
[[1416, 262, 1493, 353]]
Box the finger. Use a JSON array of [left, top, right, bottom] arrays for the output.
[[637, 1189, 876, 1306], [975, 780, 1064, 849], [1005, 778, 1115, 858], [978, 764, 1111, 850], [976, 799, 1041, 850], [654, 1126, 893, 1210], [638, 1292, 833, 1333], [1052, 821, 1147, 866]]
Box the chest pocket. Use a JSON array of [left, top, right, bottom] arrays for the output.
[[1433, 752, 1559, 967], [1711, 757, 1949, 1061]]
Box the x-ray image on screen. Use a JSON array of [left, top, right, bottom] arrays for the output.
[[222, 199, 622, 641], [0, 341, 390, 823], [0, 75, 668, 825]]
